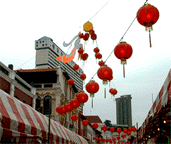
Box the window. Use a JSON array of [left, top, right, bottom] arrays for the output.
[[36, 96, 41, 110], [42, 41, 44, 43], [44, 84, 52, 88], [40, 41, 41, 43], [43, 95, 52, 115], [36, 45, 38, 47], [0, 66, 9, 76], [42, 44, 44, 46]]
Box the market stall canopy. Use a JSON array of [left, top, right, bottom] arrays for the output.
[[138, 69, 171, 140], [0, 89, 88, 144]]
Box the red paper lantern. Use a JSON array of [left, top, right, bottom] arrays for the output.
[[128, 127, 133, 132], [78, 32, 84, 39], [112, 138, 116, 141], [67, 79, 74, 86], [91, 33, 97, 41], [117, 128, 122, 134], [95, 52, 102, 59], [132, 127, 137, 132], [93, 137, 96, 140], [86, 80, 99, 97], [108, 139, 112, 143], [81, 53, 88, 61], [83, 33, 89, 41], [76, 90, 88, 106], [71, 114, 78, 122], [56, 106, 62, 115], [98, 60, 105, 66], [121, 134, 126, 139], [96, 138, 99, 141], [110, 127, 115, 133], [80, 73, 86, 81], [97, 65, 113, 85], [116, 136, 121, 140], [70, 99, 80, 111], [109, 88, 117, 96], [89, 29, 94, 35], [114, 41, 133, 78], [137, 4, 159, 47], [92, 123, 99, 129], [123, 128, 128, 133], [82, 120, 89, 127], [94, 47, 100, 53], [65, 103, 73, 114], [73, 64, 79, 71], [127, 131, 131, 136], [102, 125, 108, 132]]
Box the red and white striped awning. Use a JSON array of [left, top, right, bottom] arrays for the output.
[[138, 69, 171, 140], [0, 89, 88, 144]]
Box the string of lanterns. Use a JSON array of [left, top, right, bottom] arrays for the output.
[[55, 0, 160, 131]]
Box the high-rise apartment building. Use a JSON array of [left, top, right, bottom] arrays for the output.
[[115, 95, 132, 127]]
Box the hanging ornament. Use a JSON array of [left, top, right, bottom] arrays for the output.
[[123, 128, 128, 133], [137, 3, 159, 47], [76, 90, 88, 106], [128, 127, 133, 132], [127, 131, 131, 136], [65, 103, 73, 114], [109, 88, 118, 97], [95, 52, 102, 60], [121, 134, 126, 139], [89, 29, 95, 35], [78, 47, 84, 60], [86, 80, 99, 108], [70, 98, 80, 111], [81, 53, 89, 61], [71, 113, 78, 123], [114, 41, 133, 78], [112, 138, 116, 142], [82, 120, 89, 127], [117, 128, 122, 136], [83, 21, 93, 32], [93, 47, 100, 53], [80, 73, 86, 84], [56, 106, 62, 116], [92, 123, 99, 130], [116, 136, 121, 141], [98, 60, 105, 67], [67, 79, 74, 87], [102, 125, 108, 133], [97, 65, 113, 85], [73, 64, 79, 71], [85, 80, 99, 97], [83, 33, 90, 41], [91, 33, 97, 43], [78, 32, 84, 39], [109, 127, 115, 133]]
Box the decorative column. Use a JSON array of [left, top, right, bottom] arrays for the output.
[[31, 88, 36, 109], [9, 71, 15, 97]]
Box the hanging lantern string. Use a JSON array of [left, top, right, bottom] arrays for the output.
[[88, 1, 109, 21], [89, 0, 149, 81]]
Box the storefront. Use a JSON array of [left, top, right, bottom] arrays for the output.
[[0, 89, 88, 144]]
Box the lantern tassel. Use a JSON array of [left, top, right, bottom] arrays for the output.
[[123, 64, 125, 78], [104, 88, 106, 98], [92, 97, 93, 108], [149, 30, 152, 48]]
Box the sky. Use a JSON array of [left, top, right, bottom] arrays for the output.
[[0, 0, 170, 128]]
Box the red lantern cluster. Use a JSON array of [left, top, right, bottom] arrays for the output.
[[95, 52, 102, 60], [121, 134, 126, 139], [114, 41, 133, 78], [117, 128, 122, 134], [109, 88, 117, 96], [67, 79, 74, 87], [98, 60, 105, 67], [76, 90, 88, 106], [78, 47, 84, 60], [81, 53, 88, 61], [65, 103, 73, 114], [123, 128, 128, 133], [97, 65, 113, 85]]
